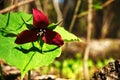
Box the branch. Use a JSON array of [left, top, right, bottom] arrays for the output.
[[78, 0, 115, 18], [83, 0, 93, 80], [0, 0, 35, 14], [53, 0, 63, 22], [68, 0, 81, 32], [101, 0, 114, 8]]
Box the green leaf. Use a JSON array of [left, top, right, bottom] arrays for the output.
[[54, 26, 82, 42], [93, 5, 102, 10], [47, 23, 57, 30], [93, 2, 102, 10], [0, 12, 32, 34], [0, 34, 61, 78], [0, 12, 61, 79]]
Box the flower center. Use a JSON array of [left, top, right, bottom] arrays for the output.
[[37, 28, 46, 36]]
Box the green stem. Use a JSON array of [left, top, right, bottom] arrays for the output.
[[0, 64, 4, 80], [38, 38, 44, 53], [28, 70, 31, 80]]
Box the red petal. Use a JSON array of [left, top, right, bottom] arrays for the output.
[[33, 8, 49, 28], [42, 29, 64, 46], [15, 30, 38, 44]]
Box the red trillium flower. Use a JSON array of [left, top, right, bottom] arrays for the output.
[[15, 8, 64, 46]]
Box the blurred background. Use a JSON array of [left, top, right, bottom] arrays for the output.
[[0, 0, 120, 80]]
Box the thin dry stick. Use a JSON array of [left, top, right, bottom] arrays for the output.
[[68, 0, 81, 32], [101, 0, 114, 8], [83, 0, 93, 80], [53, 0, 63, 22], [0, 0, 35, 14]]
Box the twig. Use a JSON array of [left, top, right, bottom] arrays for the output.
[[0, 0, 35, 14], [68, 0, 81, 32], [53, 0, 63, 22], [83, 0, 93, 80], [101, 0, 114, 8], [77, 0, 115, 18]]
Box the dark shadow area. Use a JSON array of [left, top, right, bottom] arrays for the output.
[[0, 28, 17, 37], [15, 46, 42, 53], [0, 73, 20, 80], [4, 33, 17, 37], [14, 46, 60, 54]]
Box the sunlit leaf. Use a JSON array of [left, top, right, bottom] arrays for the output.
[[0, 12, 61, 79], [54, 26, 82, 42]]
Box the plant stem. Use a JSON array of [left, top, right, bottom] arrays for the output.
[[28, 70, 31, 80], [0, 63, 4, 80]]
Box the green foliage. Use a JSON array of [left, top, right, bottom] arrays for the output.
[[42, 54, 114, 80], [96, 58, 114, 68], [93, 3, 102, 10], [0, 12, 81, 79], [54, 26, 81, 42], [0, 32, 61, 78], [53, 53, 84, 80], [47, 23, 57, 30], [93, 1, 102, 10]]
